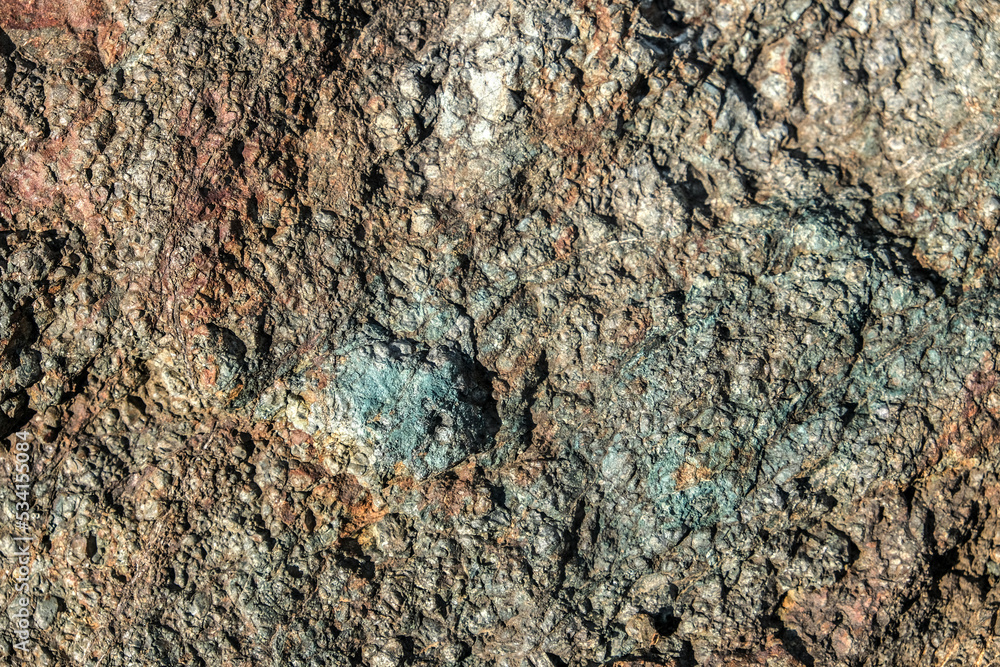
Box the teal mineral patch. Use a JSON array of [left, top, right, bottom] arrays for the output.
[[334, 341, 499, 480]]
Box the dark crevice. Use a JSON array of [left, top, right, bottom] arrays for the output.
[[779, 628, 816, 666], [722, 66, 758, 110], [554, 496, 588, 597], [0, 28, 14, 57], [637, 1, 687, 37], [850, 202, 959, 304], [653, 612, 681, 639], [546, 653, 569, 667]]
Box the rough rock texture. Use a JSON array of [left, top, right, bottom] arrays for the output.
[[2, 0, 1000, 665]]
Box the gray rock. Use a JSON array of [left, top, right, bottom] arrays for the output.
[[2, 0, 1000, 665]]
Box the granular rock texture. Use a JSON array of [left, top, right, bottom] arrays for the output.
[[2, 0, 1000, 665]]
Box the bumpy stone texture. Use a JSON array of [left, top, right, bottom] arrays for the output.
[[2, 0, 1000, 665]]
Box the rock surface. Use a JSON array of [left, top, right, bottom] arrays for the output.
[[2, 0, 1000, 665]]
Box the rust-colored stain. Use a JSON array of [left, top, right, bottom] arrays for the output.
[[0, 0, 104, 31], [419, 463, 492, 518], [924, 352, 1000, 468], [672, 461, 715, 491], [553, 225, 577, 259], [328, 473, 386, 536]]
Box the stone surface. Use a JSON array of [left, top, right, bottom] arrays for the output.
[[2, 0, 1000, 665]]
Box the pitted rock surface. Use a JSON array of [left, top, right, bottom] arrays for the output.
[[3, 1, 1000, 666]]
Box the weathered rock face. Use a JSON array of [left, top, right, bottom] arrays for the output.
[[2, 0, 1000, 665]]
